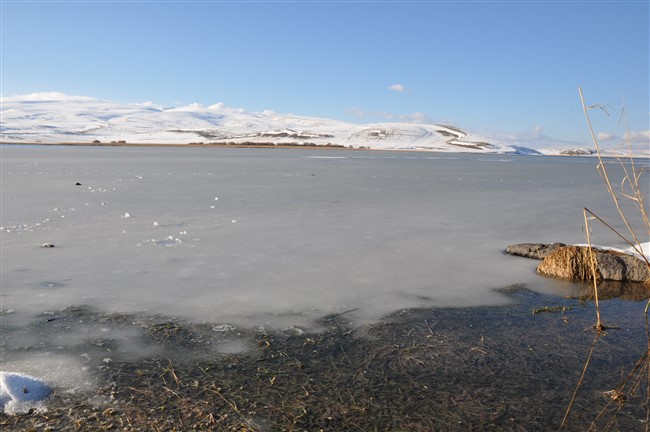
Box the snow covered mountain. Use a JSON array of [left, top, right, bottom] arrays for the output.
[[2, 92, 536, 154]]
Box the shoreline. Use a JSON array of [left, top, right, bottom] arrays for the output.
[[2, 141, 647, 158], [0, 141, 368, 150], [1, 286, 648, 430]]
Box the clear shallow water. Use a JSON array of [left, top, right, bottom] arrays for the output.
[[0, 146, 640, 333]]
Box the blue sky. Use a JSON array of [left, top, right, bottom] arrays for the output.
[[1, 1, 648, 148]]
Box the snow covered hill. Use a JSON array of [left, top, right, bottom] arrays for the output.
[[0, 92, 535, 154]]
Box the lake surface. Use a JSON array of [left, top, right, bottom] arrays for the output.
[[0, 146, 641, 333]]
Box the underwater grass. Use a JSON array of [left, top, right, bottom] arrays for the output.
[[1, 287, 648, 431]]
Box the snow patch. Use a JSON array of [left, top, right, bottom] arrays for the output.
[[573, 242, 650, 260], [0, 372, 51, 414], [626, 242, 650, 260]]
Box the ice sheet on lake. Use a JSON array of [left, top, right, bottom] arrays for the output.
[[1, 147, 645, 337]]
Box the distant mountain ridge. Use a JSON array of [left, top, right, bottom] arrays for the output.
[[1, 92, 537, 154]]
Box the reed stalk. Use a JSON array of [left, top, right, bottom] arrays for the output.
[[562, 87, 650, 430]]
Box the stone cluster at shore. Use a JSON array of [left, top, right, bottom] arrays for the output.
[[505, 243, 650, 285]]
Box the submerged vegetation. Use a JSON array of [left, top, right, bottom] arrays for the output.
[[1, 287, 648, 431]]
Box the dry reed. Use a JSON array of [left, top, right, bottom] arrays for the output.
[[560, 87, 650, 431], [537, 245, 602, 282]]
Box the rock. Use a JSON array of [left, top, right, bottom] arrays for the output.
[[75, 182, 82, 186], [595, 252, 650, 283], [537, 246, 650, 283], [504, 243, 566, 260], [40, 243, 55, 248]]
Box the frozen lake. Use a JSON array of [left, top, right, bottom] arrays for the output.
[[1, 146, 641, 333]]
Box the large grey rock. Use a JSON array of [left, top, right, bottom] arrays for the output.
[[595, 252, 650, 283], [504, 243, 566, 260]]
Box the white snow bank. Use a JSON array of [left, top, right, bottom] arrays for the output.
[[0, 372, 51, 414], [626, 241, 650, 260], [573, 241, 650, 260]]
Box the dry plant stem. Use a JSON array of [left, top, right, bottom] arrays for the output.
[[620, 108, 650, 230], [646, 310, 650, 432], [579, 85, 650, 322], [584, 206, 650, 319], [578, 86, 650, 430], [559, 332, 601, 431], [582, 208, 650, 267], [583, 208, 604, 331], [589, 350, 650, 430], [578, 86, 647, 251]]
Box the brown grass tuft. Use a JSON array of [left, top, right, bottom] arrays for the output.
[[537, 246, 603, 281]]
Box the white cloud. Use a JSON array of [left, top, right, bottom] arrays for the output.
[[388, 84, 405, 93], [129, 101, 164, 110], [477, 126, 648, 156], [614, 130, 650, 154], [346, 107, 432, 124], [479, 126, 585, 151], [624, 130, 650, 142], [170, 102, 206, 112], [597, 132, 616, 141], [1, 92, 95, 102], [404, 112, 432, 124]]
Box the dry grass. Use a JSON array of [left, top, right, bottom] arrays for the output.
[[537, 246, 603, 281]]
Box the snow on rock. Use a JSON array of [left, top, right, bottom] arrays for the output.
[[0, 372, 51, 414], [625, 242, 650, 260], [573, 242, 650, 261]]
